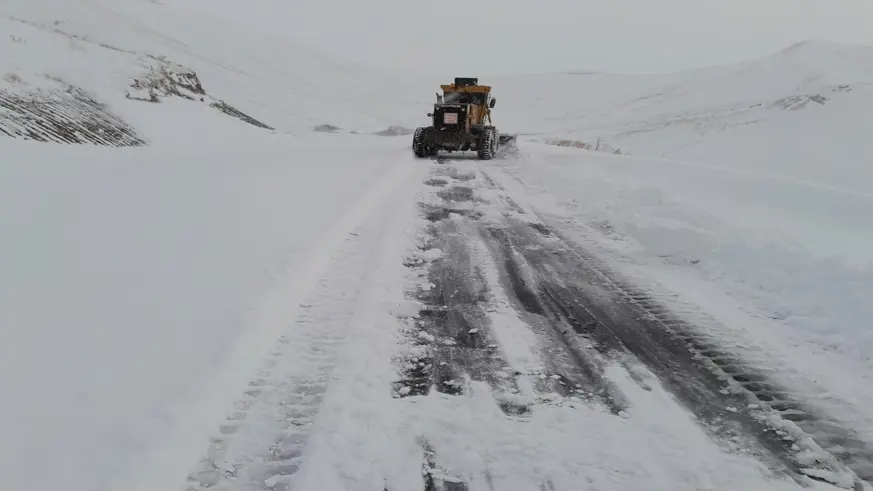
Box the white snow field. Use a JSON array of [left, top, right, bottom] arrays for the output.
[[0, 1, 421, 490], [2, 0, 872, 490], [0, 134, 429, 491]]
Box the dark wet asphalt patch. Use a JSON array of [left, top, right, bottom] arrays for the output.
[[498, 399, 533, 417], [421, 440, 469, 491], [436, 186, 476, 202], [396, 206, 522, 409], [394, 352, 434, 398], [433, 167, 476, 182], [528, 222, 552, 236], [419, 204, 483, 222], [425, 178, 449, 187], [498, 220, 873, 486]]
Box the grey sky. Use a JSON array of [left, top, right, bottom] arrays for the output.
[[196, 0, 873, 75]]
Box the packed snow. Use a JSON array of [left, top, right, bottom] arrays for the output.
[[2, 0, 872, 490], [0, 133, 429, 491], [0, 2, 422, 489]]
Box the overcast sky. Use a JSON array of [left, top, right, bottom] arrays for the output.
[[192, 0, 873, 75]]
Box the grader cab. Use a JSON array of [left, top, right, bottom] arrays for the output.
[[412, 77, 515, 160]]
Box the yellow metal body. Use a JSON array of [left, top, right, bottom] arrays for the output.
[[440, 84, 493, 132]]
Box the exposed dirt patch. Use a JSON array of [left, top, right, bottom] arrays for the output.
[[436, 186, 476, 203], [313, 124, 341, 133], [771, 94, 829, 111], [373, 125, 413, 136], [127, 58, 205, 101], [434, 167, 476, 182], [210, 101, 273, 130], [127, 56, 274, 131], [419, 204, 482, 223], [425, 178, 449, 187], [0, 84, 146, 146], [544, 138, 626, 155], [528, 222, 552, 236]]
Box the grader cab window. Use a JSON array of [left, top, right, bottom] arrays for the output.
[[443, 92, 487, 105], [443, 92, 463, 104]]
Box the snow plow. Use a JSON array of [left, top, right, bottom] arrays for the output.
[[412, 77, 516, 160]]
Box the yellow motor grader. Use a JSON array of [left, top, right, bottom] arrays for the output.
[[412, 77, 516, 160]]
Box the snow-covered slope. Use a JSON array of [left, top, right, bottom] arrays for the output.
[[493, 42, 871, 135], [0, 0, 421, 140], [489, 40, 873, 193]]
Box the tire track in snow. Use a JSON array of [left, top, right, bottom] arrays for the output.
[[391, 161, 828, 491], [478, 166, 635, 412], [399, 163, 628, 430], [182, 161, 426, 491], [484, 225, 632, 414], [479, 165, 869, 489], [396, 167, 535, 413], [280, 159, 430, 491], [492, 221, 804, 470], [542, 225, 873, 488], [421, 439, 469, 491], [184, 224, 382, 491]]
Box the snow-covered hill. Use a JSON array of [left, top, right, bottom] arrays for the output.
[[0, 0, 422, 142], [399, 41, 873, 208], [489, 40, 873, 192]]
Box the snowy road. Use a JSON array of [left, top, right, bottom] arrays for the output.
[[5, 137, 869, 491], [178, 143, 868, 491], [3, 1, 871, 490], [389, 155, 868, 491]]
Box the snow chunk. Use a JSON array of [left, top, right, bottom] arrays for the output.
[[387, 300, 423, 318], [264, 475, 284, 488], [420, 248, 443, 260]]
